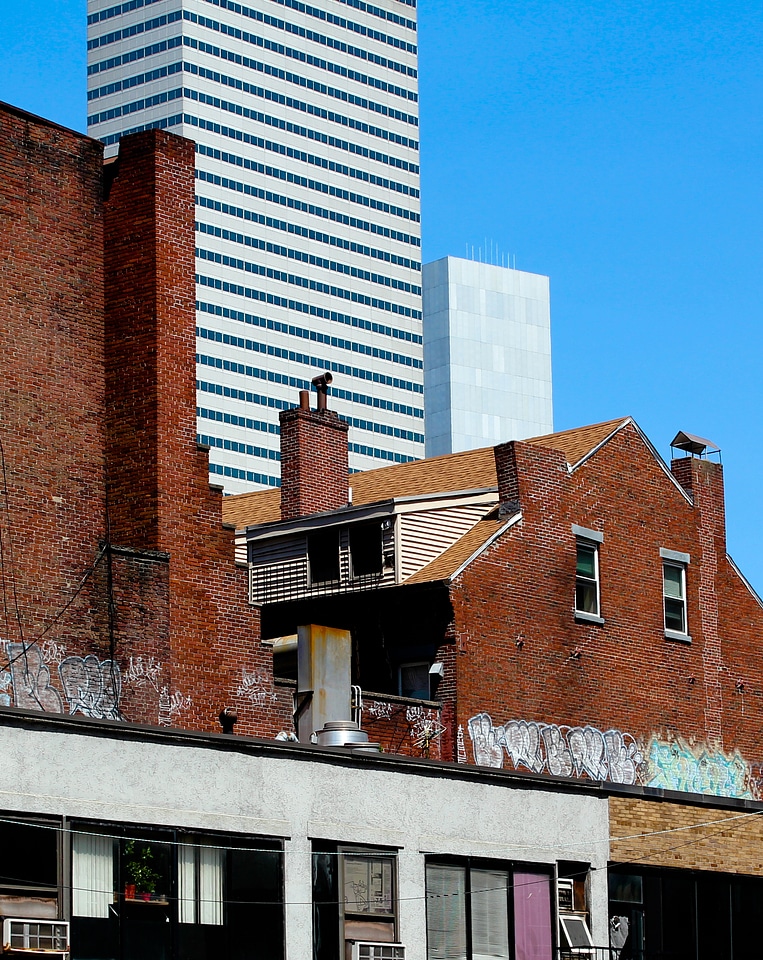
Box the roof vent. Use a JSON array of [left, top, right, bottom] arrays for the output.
[[315, 720, 380, 754], [670, 431, 721, 461]]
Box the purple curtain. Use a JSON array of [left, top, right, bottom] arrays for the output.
[[513, 871, 553, 960]]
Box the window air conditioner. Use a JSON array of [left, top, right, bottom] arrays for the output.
[[2, 918, 70, 957], [351, 942, 405, 960]]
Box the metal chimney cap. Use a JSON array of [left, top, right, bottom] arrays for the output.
[[670, 431, 720, 456]]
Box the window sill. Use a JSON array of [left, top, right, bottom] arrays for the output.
[[575, 611, 604, 625], [665, 629, 692, 644]]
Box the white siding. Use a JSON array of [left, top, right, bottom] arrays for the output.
[[399, 505, 489, 580]]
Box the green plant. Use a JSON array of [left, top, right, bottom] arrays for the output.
[[124, 840, 161, 894]]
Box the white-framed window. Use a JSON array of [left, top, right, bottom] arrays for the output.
[[660, 548, 690, 640], [572, 526, 603, 622]]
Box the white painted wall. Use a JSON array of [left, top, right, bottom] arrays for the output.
[[0, 718, 610, 953]]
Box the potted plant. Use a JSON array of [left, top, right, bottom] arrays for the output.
[[124, 840, 161, 901]]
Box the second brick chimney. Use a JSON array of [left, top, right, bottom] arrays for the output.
[[279, 388, 349, 521]]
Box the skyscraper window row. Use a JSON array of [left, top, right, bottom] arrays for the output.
[[88, 36, 182, 75], [89, 87, 183, 125], [191, 0, 417, 73], [196, 366, 424, 422], [89, 0, 169, 25], [197, 405, 279, 435], [183, 62, 419, 147], [88, 10, 182, 49], [197, 379, 423, 419], [209, 462, 281, 486], [196, 195, 420, 268], [196, 299, 423, 345], [183, 11, 418, 99], [88, 61, 182, 100], [99, 114, 183, 144], [196, 155, 421, 223], [325, 0, 416, 31], [195, 250, 423, 319], [258, 0, 417, 53], [183, 34, 418, 122], [182, 111, 420, 175], [195, 224, 422, 296], [89, 83, 418, 157], [199, 432, 281, 460], [196, 319, 422, 370], [87, 24, 417, 101]]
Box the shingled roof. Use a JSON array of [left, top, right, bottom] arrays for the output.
[[221, 417, 631, 532]]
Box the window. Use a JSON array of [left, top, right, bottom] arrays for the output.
[[398, 661, 430, 700], [313, 844, 398, 960], [178, 844, 224, 926], [663, 562, 687, 635], [425, 860, 553, 960], [572, 526, 603, 622], [308, 529, 341, 583], [349, 521, 384, 577]]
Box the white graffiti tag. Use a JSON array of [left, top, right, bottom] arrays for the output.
[[467, 713, 644, 785], [6, 643, 64, 712], [59, 655, 122, 720], [235, 669, 277, 704]]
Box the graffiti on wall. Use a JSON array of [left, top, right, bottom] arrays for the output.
[[646, 736, 756, 799], [235, 669, 277, 705], [468, 713, 644, 784], [467, 712, 763, 799], [123, 655, 191, 725], [5, 642, 122, 719]]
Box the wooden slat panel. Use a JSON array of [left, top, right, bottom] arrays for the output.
[[399, 505, 488, 580]]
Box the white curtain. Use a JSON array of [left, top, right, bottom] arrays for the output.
[[426, 863, 467, 960], [198, 847, 223, 926], [471, 869, 509, 960], [178, 845, 224, 925], [178, 844, 196, 924], [72, 833, 113, 919]]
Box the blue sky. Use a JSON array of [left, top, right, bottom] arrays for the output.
[[3, 0, 763, 591]]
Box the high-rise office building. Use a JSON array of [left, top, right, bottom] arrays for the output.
[[87, 0, 424, 492], [423, 256, 553, 457]]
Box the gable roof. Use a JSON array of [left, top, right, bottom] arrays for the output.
[[222, 417, 631, 531]]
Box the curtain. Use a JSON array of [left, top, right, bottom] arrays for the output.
[[72, 833, 113, 919], [178, 844, 196, 924], [426, 863, 467, 960], [471, 868, 509, 960], [198, 846, 224, 926], [513, 871, 553, 960]]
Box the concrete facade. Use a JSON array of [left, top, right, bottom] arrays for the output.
[[86, 0, 424, 489], [0, 711, 612, 955], [423, 256, 553, 457]]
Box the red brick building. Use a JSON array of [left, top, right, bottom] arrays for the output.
[[230, 406, 763, 798], [0, 101, 289, 737]]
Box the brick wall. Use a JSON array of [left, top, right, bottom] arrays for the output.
[[0, 106, 294, 739], [279, 406, 349, 520], [610, 795, 763, 876], [452, 423, 763, 786], [0, 106, 110, 674]]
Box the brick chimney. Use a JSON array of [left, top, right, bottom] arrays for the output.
[[671, 454, 726, 747], [279, 386, 349, 521]]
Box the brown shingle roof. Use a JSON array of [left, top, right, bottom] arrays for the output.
[[405, 511, 511, 585], [221, 417, 631, 530]]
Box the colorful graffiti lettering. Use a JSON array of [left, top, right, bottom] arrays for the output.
[[467, 712, 762, 799], [646, 736, 753, 799]]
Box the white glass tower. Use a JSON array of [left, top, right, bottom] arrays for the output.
[[423, 256, 553, 457], [87, 0, 423, 491]]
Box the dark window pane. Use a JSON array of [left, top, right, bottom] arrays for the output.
[[308, 530, 340, 583], [349, 522, 383, 576], [576, 544, 596, 578], [0, 821, 58, 889], [228, 849, 283, 960], [665, 597, 685, 632], [576, 580, 598, 615]]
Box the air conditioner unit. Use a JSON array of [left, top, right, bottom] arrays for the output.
[[351, 942, 405, 960], [2, 918, 69, 957]]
